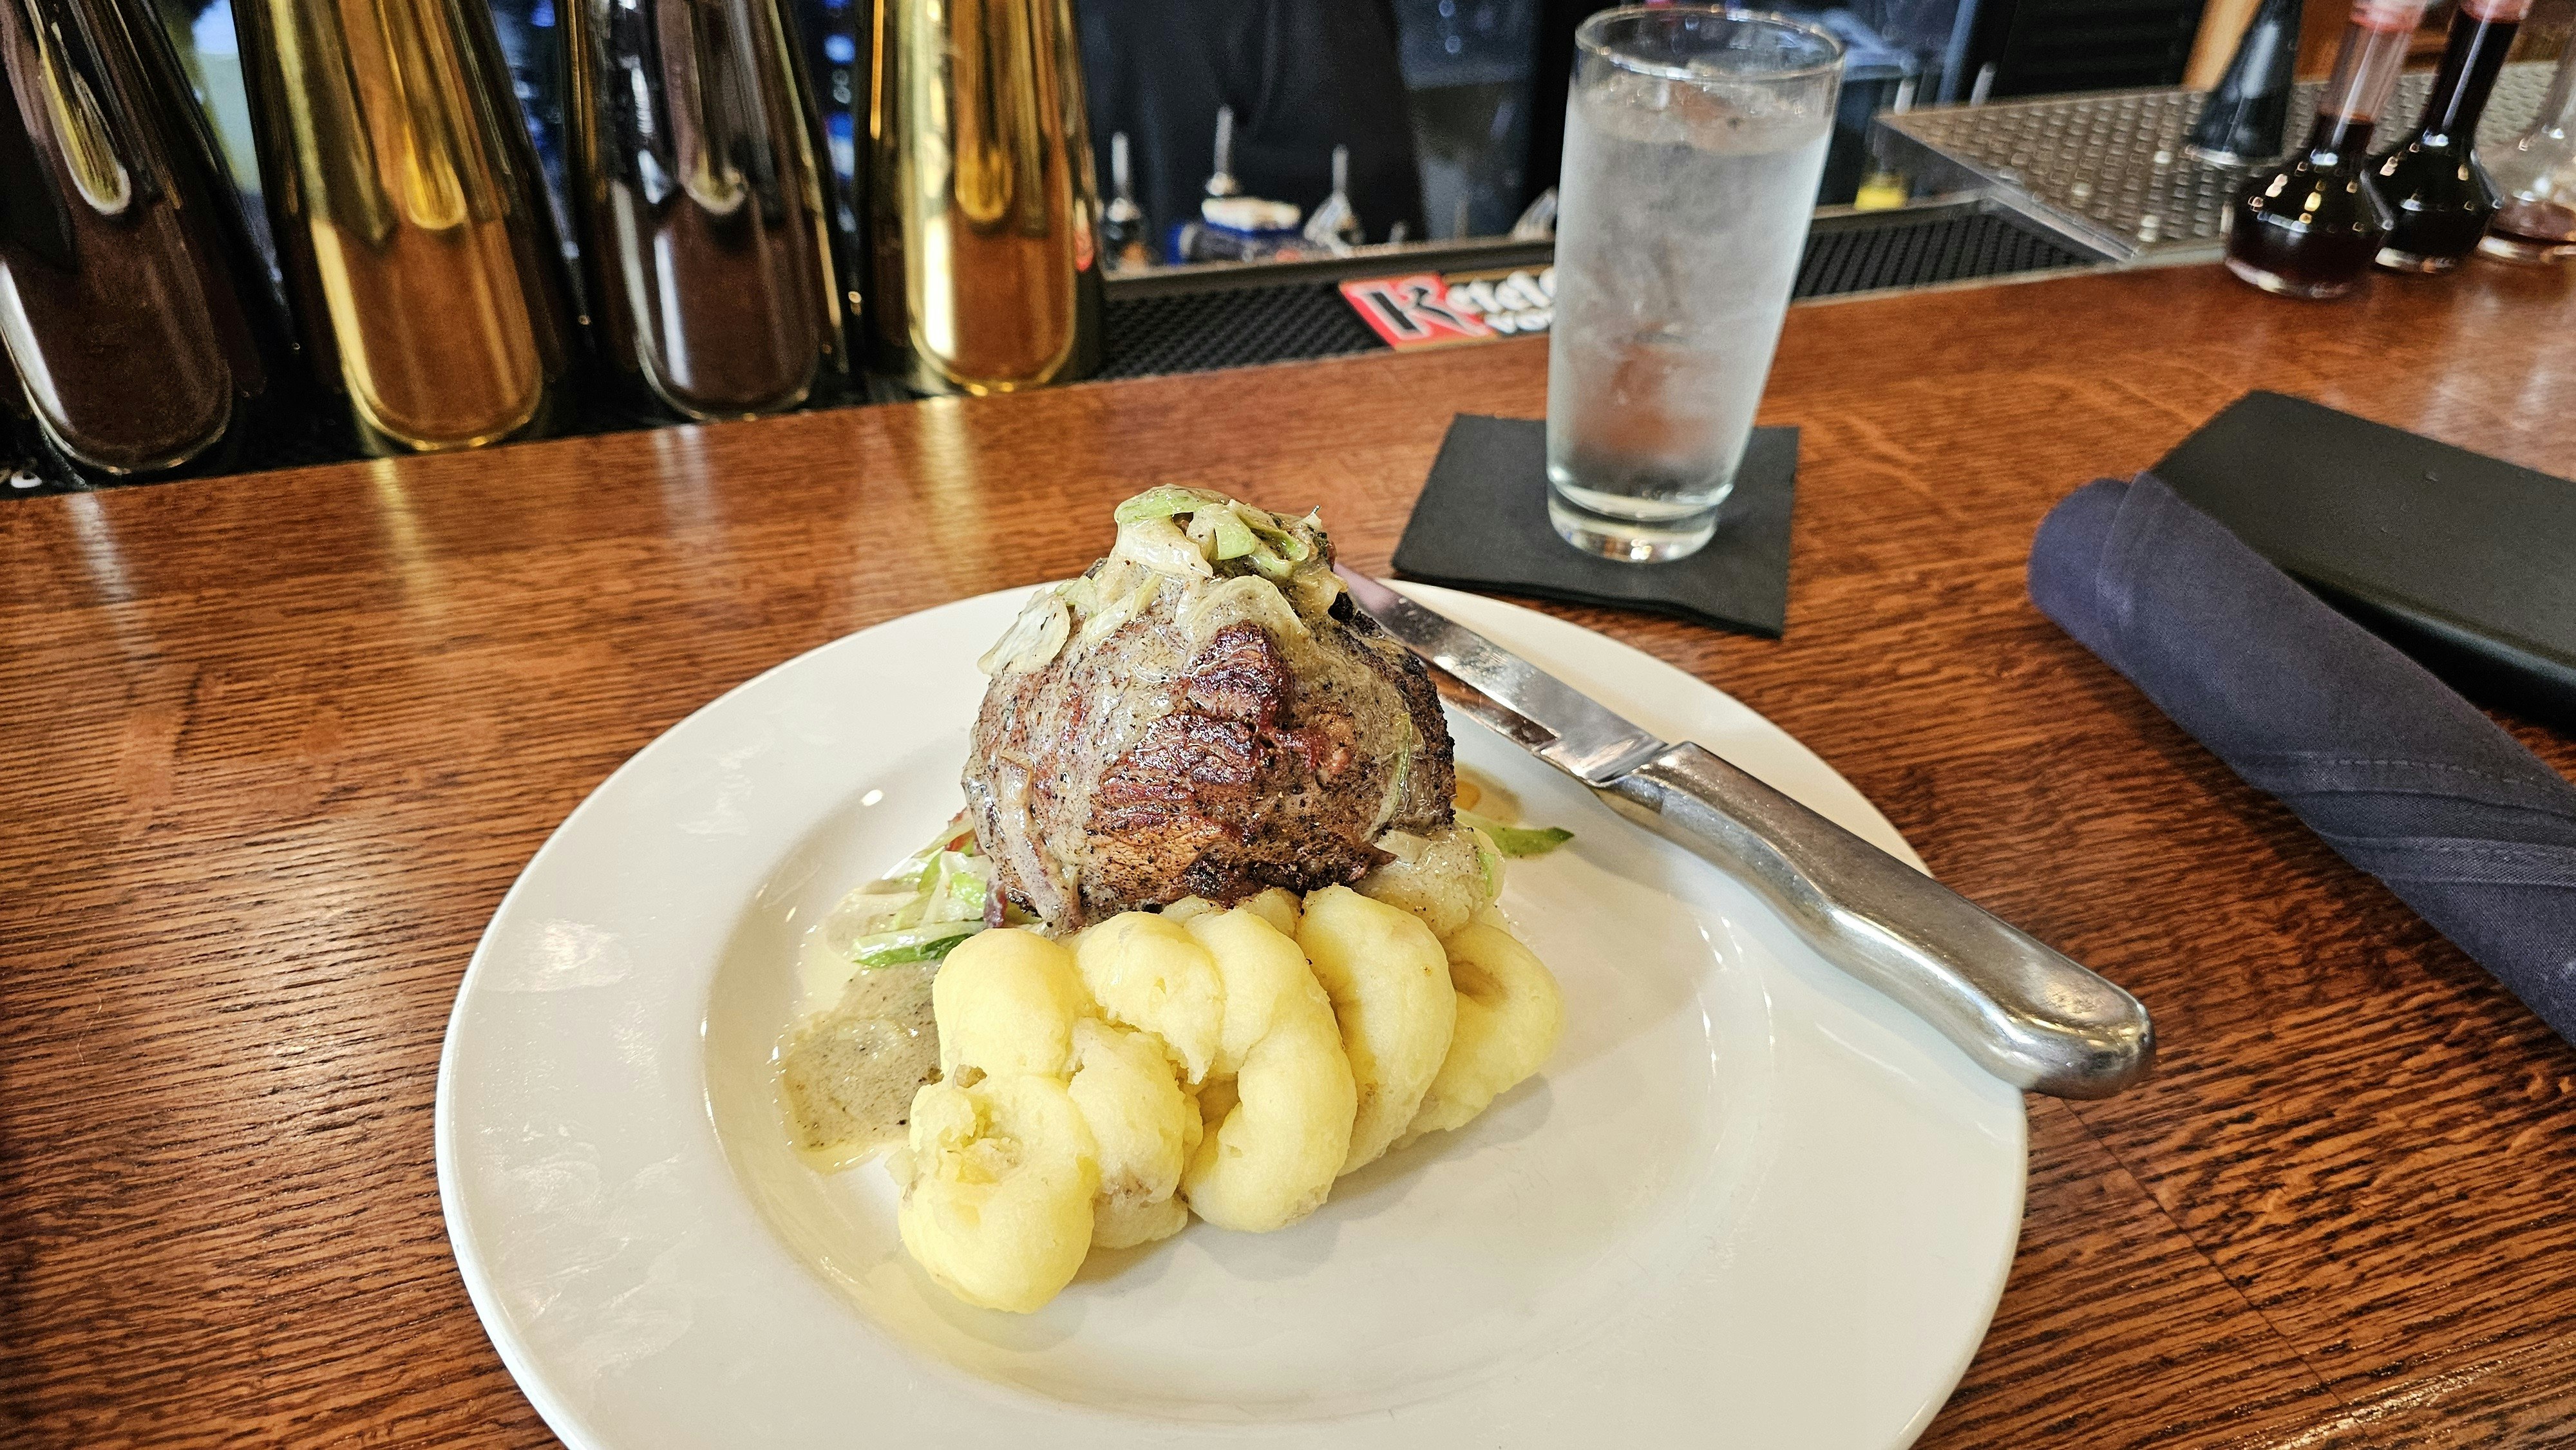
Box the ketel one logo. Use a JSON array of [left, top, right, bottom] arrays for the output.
[[1340, 268, 1557, 350]]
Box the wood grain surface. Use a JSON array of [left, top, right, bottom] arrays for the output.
[[6, 256, 2575, 1448]]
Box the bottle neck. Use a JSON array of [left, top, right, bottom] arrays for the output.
[[2420, 4, 2524, 139], [2302, 111, 2374, 160], [2210, 0, 2301, 104], [2535, 34, 2576, 135], [2304, 1, 2431, 158]]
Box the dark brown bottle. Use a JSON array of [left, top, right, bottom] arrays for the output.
[[0, 0, 294, 480], [2223, 0, 2427, 299], [233, 0, 583, 455], [0, 346, 44, 487], [2368, 0, 2528, 272], [2183, 0, 2304, 166], [562, 0, 846, 421]]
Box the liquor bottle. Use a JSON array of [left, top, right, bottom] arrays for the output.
[[0, 348, 44, 486], [0, 0, 296, 480], [233, 0, 583, 454], [1101, 131, 1150, 272], [562, 0, 846, 420], [866, 0, 1103, 394], [2183, 0, 2304, 166], [1302, 146, 1365, 254], [2367, 0, 2529, 270], [1854, 76, 1919, 210], [2477, 40, 2576, 263], [1205, 105, 1242, 200], [2221, 0, 2429, 299]]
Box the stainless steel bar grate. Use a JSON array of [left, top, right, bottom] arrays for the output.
[[1885, 62, 2557, 260]]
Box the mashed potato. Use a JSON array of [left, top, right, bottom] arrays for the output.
[[889, 889, 1560, 1312]]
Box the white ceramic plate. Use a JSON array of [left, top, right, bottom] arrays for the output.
[[437, 583, 2025, 1449]]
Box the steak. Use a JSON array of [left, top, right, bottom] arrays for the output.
[[962, 497, 1454, 930]]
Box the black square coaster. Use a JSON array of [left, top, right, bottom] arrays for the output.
[[1389, 415, 1796, 637]]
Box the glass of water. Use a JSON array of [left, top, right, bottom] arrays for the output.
[[1547, 7, 1842, 562]]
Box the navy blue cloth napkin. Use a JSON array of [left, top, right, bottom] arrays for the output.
[[2030, 474, 2576, 1044]]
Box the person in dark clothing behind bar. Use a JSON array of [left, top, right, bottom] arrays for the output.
[[1077, 0, 1429, 250]]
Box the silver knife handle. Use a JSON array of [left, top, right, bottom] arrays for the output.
[[1597, 743, 2154, 1098]]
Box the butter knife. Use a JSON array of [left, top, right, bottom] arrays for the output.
[[1336, 567, 2155, 1099]]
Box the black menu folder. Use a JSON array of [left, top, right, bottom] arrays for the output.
[[2154, 391, 2576, 730]]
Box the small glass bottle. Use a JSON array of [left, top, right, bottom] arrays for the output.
[[2368, 0, 2530, 270], [2183, 0, 2304, 167], [2477, 39, 2576, 263], [1302, 145, 1367, 254], [2222, 0, 2429, 299], [1101, 131, 1151, 272]]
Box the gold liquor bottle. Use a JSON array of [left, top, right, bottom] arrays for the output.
[[866, 0, 1102, 395], [562, 0, 846, 420], [234, 0, 582, 454]]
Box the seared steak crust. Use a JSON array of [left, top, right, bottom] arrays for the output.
[[965, 592, 1455, 930]]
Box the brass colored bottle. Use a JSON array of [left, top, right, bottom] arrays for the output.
[[232, 0, 581, 454], [562, 0, 846, 420], [866, 0, 1102, 395], [0, 0, 292, 480]]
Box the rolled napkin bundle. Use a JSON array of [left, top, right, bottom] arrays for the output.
[[2030, 475, 2576, 1044]]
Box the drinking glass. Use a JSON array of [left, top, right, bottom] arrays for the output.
[[1547, 6, 1842, 562]]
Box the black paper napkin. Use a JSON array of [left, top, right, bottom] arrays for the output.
[[2030, 473, 2576, 1046], [1390, 415, 1795, 637]]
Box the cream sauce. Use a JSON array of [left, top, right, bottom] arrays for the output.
[[775, 878, 946, 1169], [778, 962, 940, 1170]]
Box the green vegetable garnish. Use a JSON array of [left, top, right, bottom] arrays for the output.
[[1470, 827, 1504, 899], [1209, 510, 1259, 560], [1247, 514, 1313, 563], [1459, 809, 1573, 858], [849, 919, 980, 968], [1113, 486, 1227, 525]]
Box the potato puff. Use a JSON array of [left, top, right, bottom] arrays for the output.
[[1160, 887, 1303, 941], [1397, 908, 1564, 1147], [1354, 827, 1496, 941], [1069, 1017, 1200, 1248], [904, 929, 1111, 1311], [933, 927, 1089, 1080], [898, 1074, 1099, 1313], [1238, 887, 1304, 940], [1074, 912, 1225, 1084], [1177, 907, 1356, 1232], [1296, 887, 1457, 1174]]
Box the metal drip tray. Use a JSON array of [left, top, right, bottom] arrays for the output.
[[1883, 62, 2558, 261]]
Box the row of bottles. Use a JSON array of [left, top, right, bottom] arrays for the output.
[[0, 0, 1103, 485], [2222, 0, 2576, 297]]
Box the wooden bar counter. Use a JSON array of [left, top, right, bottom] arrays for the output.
[[6, 259, 2575, 1447]]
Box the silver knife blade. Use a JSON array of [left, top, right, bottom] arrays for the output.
[[1334, 565, 1669, 785], [1336, 562, 2157, 1100]]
